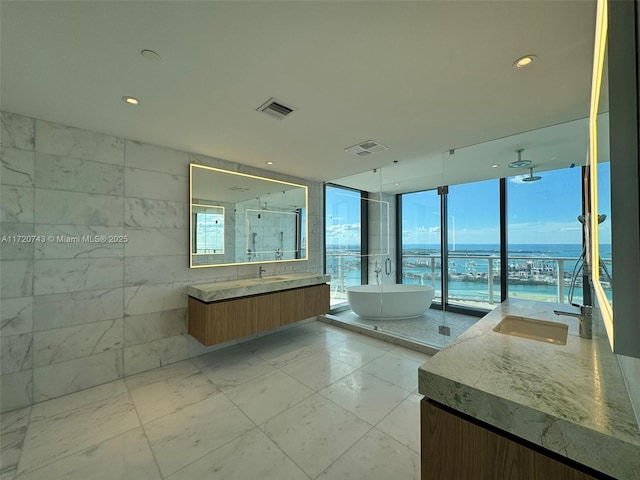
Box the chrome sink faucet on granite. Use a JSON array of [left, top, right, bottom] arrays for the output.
[[553, 305, 593, 339], [258, 266, 266, 278]]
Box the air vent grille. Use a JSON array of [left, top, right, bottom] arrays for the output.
[[256, 98, 296, 120], [345, 140, 388, 157]]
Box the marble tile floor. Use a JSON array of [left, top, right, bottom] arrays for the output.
[[0, 320, 430, 480], [330, 308, 480, 349]]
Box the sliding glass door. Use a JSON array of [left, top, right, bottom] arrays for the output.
[[446, 179, 501, 309], [325, 185, 364, 307]]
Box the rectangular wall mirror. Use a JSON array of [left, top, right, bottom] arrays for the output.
[[190, 164, 308, 267]]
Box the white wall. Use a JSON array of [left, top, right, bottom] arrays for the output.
[[0, 111, 323, 412]]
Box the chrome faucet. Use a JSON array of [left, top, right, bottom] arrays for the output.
[[553, 305, 593, 339], [258, 266, 266, 278]]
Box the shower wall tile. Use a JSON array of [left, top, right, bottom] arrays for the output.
[[1, 186, 34, 223], [124, 255, 189, 286], [124, 227, 187, 257], [33, 225, 124, 259], [124, 308, 187, 346], [35, 153, 124, 195], [1, 147, 34, 186], [0, 260, 33, 299], [0, 333, 33, 375], [0, 370, 32, 413], [0, 112, 35, 151], [33, 288, 123, 331], [0, 297, 33, 336], [34, 189, 124, 226], [33, 318, 123, 367], [125, 167, 187, 202], [35, 120, 124, 165], [124, 140, 189, 176], [123, 282, 188, 317], [0, 223, 35, 260], [33, 257, 123, 295], [123, 334, 189, 376], [124, 198, 188, 228], [33, 349, 123, 403]]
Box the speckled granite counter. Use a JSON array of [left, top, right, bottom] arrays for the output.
[[188, 273, 330, 303], [418, 299, 640, 480]]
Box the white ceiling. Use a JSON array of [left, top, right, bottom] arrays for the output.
[[1, 1, 597, 191]]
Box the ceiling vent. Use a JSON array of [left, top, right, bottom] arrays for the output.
[[345, 140, 388, 157], [256, 98, 295, 120]]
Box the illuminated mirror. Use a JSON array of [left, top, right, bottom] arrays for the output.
[[190, 164, 308, 267]]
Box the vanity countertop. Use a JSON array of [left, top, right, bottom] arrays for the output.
[[187, 272, 330, 303], [418, 298, 640, 480]]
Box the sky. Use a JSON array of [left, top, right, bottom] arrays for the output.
[[326, 164, 611, 247]]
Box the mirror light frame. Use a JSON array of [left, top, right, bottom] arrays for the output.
[[189, 163, 309, 268]]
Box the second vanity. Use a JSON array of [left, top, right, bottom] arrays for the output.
[[419, 299, 640, 480], [187, 272, 330, 346]]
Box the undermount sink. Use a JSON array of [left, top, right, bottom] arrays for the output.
[[493, 315, 568, 345], [260, 276, 290, 282]]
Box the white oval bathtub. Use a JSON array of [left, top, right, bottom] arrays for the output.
[[346, 284, 435, 320]]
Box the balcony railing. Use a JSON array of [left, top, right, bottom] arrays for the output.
[[326, 253, 612, 308]]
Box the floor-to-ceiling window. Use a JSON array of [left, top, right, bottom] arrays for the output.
[[399, 189, 442, 303], [507, 166, 583, 304], [447, 179, 501, 308], [325, 185, 365, 307]]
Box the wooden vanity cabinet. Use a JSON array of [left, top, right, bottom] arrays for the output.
[[189, 284, 329, 346], [421, 399, 604, 480]]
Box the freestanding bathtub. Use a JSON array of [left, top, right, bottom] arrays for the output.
[[346, 284, 435, 320]]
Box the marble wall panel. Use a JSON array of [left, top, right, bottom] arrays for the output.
[[33, 257, 123, 295], [34, 189, 124, 226], [123, 282, 188, 317], [0, 223, 35, 260], [124, 255, 189, 286], [1, 147, 34, 186], [124, 140, 189, 176], [0, 186, 34, 223], [124, 308, 187, 346], [0, 297, 33, 336], [34, 225, 124, 259], [0, 260, 33, 299], [33, 349, 123, 403], [33, 288, 123, 331], [35, 120, 123, 165], [124, 198, 188, 229], [35, 153, 124, 195], [125, 168, 187, 202], [33, 318, 123, 367], [123, 334, 189, 376], [0, 112, 34, 150], [0, 370, 32, 413], [124, 227, 187, 257], [0, 333, 32, 374]]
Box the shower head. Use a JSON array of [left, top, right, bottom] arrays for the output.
[[522, 167, 541, 182], [509, 149, 532, 168], [578, 214, 607, 224]]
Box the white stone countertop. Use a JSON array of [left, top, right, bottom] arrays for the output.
[[187, 272, 330, 303], [418, 298, 640, 480]]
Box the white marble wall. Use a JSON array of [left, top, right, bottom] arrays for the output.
[[0, 111, 323, 412], [367, 193, 397, 285]]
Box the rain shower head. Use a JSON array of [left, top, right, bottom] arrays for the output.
[[509, 149, 532, 168], [522, 167, 541, 182]]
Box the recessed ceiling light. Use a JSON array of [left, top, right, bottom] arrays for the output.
[[491, 164, 499, 168], [141, 49, 161, 61], [122, 96, 140, 105], [266, 161, 274, 165], [513, 55, 536, 68]]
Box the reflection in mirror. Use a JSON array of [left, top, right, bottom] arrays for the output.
[[190, 164, 308, 267], [192, 204, 225, 254]]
